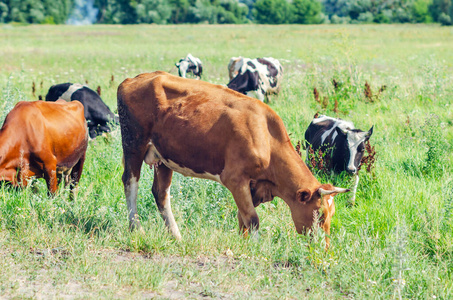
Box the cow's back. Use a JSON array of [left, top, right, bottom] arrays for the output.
[[45, 83, 73, 102], [305, 116, 354, 148], [118, 72, 289, 177], [305, 117, 336, 149], [3, 100, 87, 164], [257, 58, 281, 78]]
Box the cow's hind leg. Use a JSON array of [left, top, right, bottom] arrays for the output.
[[68, 153, 86, 201], [152, 164, 181, 240], [123, 153, 145, 231]]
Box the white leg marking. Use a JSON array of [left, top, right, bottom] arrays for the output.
[[350, 174, 359, 203], [125, 176, 140, 228], [159, 185, 182, 240]]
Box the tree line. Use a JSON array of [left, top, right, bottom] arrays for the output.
[[0, 0, 452, 25]]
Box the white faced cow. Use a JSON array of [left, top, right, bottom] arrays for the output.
[[46, 83, 119, 139], [227, 57, 283, 102], [304, 114, 373, 203], [118, 71, 349, 247], [227, 56, 249, 80], [175, 53, 203, 79]]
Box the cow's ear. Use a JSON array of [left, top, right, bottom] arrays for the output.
[[175, 62, 180, 67], [335, 126, 347, 136], [297, 188, 312, 204], [365, 126, 374, 140]]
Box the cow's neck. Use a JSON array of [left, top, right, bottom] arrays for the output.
[[271, 146, 320, 205]]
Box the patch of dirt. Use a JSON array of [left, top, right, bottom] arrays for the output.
[[1, 247, 237, 299]]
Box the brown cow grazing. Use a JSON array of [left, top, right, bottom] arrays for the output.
[[0, 100, 88, 198], [117, 71, 349, 246]]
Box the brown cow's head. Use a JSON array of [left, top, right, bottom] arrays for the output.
[[291, 184, 349, 247]]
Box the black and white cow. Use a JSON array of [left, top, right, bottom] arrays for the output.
[[227, 57, 283, 102], [45, 83, 119, 139], [175, 54, 203, 79], [304, 114, 373, 202]]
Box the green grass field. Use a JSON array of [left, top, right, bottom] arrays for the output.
[[1, 24, 452, 299]]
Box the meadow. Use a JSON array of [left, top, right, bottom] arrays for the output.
[[0, 24, 452, 299]]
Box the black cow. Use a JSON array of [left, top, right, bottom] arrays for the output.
[[227, 57, 283, 102], [46, 83, 118, 138], [304, 114, 373, 202], [175, 54, 203, 79]]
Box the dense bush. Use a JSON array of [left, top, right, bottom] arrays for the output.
[[0, 0, 452, 24], [323, 0, 439, 23], [0, 0, 73, 24], [253, 0, 293, 24]]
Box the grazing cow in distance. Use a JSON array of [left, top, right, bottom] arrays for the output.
[[175, 53, 203, 79], [46, 83, 119, 139], [117, 71, 349, 247], [227, 56, 248, 80], [227, 56, 283, 102], [304, 114, 373, 203], [0, 100, 88, 199]]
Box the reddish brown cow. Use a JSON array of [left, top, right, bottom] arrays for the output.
[[117, 71, 349, 246], [0, 100, 88, 198]]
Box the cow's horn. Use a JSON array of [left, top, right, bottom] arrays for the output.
[[318, 187, 350, 196]]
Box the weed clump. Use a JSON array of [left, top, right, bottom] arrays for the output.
[[296, 140, 332, 174], [364, 81, 387, 103], [358, 140, 377, 173], [312, 77, 386, 115], [313, 87, 320, 103], [32, 81, 36, 97], [307, 147, 332, 174], [422, 114, 449, 176]]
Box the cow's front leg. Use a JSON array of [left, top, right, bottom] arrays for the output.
[[43, 160, 58, 195], [237, 210, 251, 237], [225, 178, 259, 236], [350, 174, 360, 204], [152, 164, 181, 240]]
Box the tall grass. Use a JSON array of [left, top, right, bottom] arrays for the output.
[[0, 24, 452, 298]]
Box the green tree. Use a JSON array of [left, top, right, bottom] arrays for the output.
[[253, 0, 293, 24], [95, 0, 135, 24], [0, 0, 73, 24], [292, 0, 322, 24], [169, 0, 190, 23], [412, 0, 433, 23], [0, 2, 8, 22], [135, 0, 172, 24], [188, 0, 247, 24], [430, 0, 452, 24]]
